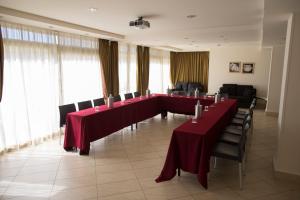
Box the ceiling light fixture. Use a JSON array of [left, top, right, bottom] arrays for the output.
[[88, 8, 97, 12], [186, 14, 197, 19]]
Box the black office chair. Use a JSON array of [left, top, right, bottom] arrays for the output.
[[212, 123, 249, 189], [58, 103, 76, 145], [93, 98, 105, 107], [78, 100, 93, 110], [113, 95, 121, 102], [134, 91, 141, 97], [124, 93, 133, 100]]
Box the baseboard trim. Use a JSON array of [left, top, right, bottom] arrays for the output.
[[265, 111, 279, 117], [273, 157, 300, 183]]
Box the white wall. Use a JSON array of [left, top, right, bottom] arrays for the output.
[[266, 45, 285, 114], [275, 13, 300, 176], [208, 46, 272, 98]]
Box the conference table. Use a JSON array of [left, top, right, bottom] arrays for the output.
[[63, 94, 214, 154], [156, 99, 237, 188]]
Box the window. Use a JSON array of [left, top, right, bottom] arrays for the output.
[[118, 43, 137, 94], [59, 33, 102, 104], [0, 22, 103, 151], [149, 48, 171, 93]]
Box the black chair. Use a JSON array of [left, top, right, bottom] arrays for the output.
[[58, 103, 76, 144], [212, 123, 249, 189], [134, 91, 141, 98], [78, 100, 93, 111], [93, 98, 105, 107], [124, 93, 133, 100], [113, 95, 121, 102]]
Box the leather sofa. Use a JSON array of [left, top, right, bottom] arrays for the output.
[[171, 82, 204, 96], [219, 84, 256, 108]]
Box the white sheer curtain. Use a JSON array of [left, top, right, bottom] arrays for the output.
[[59, 33, 102, 105], [0, 23, 103, 152], [118, 42, 137, 94], [0, 23, 60, 150], [149, 48, 171, 93]]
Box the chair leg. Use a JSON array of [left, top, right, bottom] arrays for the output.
[[59, 127, 62, 145], [239, 162, 243, 189], [136, 123, 138, 129], [177, 168, 181, 176], [214, 157, 217, 168], [242, 157, 246, 176], [131, 124, 133, 131]]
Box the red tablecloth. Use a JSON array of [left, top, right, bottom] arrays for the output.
[[63, 95, 214, 154], [155, 99, 237, 188]]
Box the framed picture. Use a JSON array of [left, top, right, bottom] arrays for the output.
[[229, 62, 241, 72], [242, 63, 255, 73]]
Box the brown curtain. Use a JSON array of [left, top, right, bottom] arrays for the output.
[[136, 46, 150, 95], [0, 26, 3, 102], [98, 39, 119, 97], [110, 41, 119, 96], [142, 47, 149, 94], [170, 51, 209, 92], [99, 39, 110, 97]]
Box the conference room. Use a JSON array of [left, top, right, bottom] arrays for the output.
[[0, 0, 299, 199]]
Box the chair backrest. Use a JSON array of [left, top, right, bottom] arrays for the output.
[[93, 98, 105, 107], [78, 100, 92, 110], [124, 93, 133, 100], [59, 103, 76, 127], [113, 95, 121, 102], [134, 91, 141, 97]]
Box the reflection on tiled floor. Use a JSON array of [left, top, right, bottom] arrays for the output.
[[0, 110, 299, 200]]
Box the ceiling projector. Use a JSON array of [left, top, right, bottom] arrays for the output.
[[129, 17, 150, 29]]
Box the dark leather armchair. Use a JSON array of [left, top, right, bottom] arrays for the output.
[[171, 82, 204, 96], [219, 84, 256, 108]]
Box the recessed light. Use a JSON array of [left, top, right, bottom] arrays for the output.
[[88, 7, 97, 12], [186, 15, 197, 19]]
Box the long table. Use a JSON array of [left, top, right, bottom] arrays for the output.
[[63, 94, 214, 154], [155, 99, 237, 188]]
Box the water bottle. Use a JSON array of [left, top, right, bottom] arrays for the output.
[[195, 100, 202, 119], [108, 94, 114, 108], [194, 88, 199, 98]]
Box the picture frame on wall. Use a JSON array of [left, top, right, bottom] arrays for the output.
[[242, 63, 255, 73], [229, 62, 241, 72]]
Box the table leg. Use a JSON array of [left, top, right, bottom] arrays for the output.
[[161, 111, 168, 119]]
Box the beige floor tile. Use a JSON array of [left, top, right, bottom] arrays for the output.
[[143, 184, 189, 200], [100, 190, 146, 200], [97, 170, 136, 184], [95, 162, 132, 173], [51, 185, 98, 200], [98, 179, 141, 197], [53, 175, 97, 190]]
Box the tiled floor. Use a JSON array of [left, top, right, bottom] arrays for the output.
[[0, 110, 299, 200]]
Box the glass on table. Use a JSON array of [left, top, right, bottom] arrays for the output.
[[95, 106, 100, 112], [204, 106, 209, 111]]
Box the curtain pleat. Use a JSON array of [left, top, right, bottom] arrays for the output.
[[99, 39, 110, 97], [137, 46, 144, 94], [143, 47, 149, 94], [170, 51, 209, 92], [136, 46, 150, 95], [110, 41, 119, 96], [0, 26, 3, 102]]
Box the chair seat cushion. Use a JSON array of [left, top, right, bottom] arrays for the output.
[[213, 142, 240, 161], [224, 126, 243, 135], [219, 132, 241, 144], [235, 113, 247, 119], [232, 118, 244, 126]]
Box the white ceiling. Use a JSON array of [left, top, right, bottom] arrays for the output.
[[0, 0, 291, 51]]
